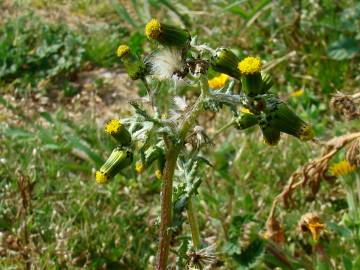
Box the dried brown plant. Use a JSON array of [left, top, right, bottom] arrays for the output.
[[263, 217, 285, 244], [267, 132, 360, 223], [298, 212, 325, 241], [330, 91, 360, 120], [346, 138, 360, 167]]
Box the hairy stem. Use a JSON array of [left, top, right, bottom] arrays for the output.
[[142, 78, 157, 114], [213, 120, 236, 139], [156, 76, 209, 269], [157, 145, 181, 270], [187, 196, 201, 249]]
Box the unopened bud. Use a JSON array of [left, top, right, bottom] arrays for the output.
[[145, 19, 190, 48], [104, 119, 132, 146], [264, 97, 314, 141], [96, 148, 133, 184], [211, 48, 241, 79], [117, 44, 148, 80]]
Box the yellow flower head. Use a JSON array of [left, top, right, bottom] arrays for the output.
[[96, 171, 107, 184], [240, 107, 253, 114], [329, 160, 356, 177], [299, 213, 325, 242], [299, 124, 314, 141], [208, 73, 229, 89], [117, 45, 129, 58], [145, 19, 161, 40], [238, 57, 262, 75], [135, 161, 144, 174], [155, 169, 162, 179], [289, 88, 304, 97], [105, 119, 122, 135]]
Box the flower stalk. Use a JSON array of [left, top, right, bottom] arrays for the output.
[[187, 196, 201, 249], [157, 76, 209, 270], [157, 145, 181, 270]]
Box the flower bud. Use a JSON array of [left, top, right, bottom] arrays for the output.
[[264, 97, 314, 141], [117, 44, 148, 80], [144, 146, 164, 168], [145, 19, 190, 48], [104, 119, 132, 146], [261, 125, 281, 146], [135, 146, 165, 174], [261, 72, 273, 93], [235, 112, 258, 130], [135, 161, 144, 174], [211, 48, 241, 79], [238, 56, 263, 96], [155, 169, 162, 180], [157, 151, 166, 172], [96, 148, 133, 184]]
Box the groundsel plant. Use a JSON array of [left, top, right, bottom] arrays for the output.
[[95, 18, 315, 269]]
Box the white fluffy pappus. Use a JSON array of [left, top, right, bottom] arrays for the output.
[[146, 48, 185, 81]]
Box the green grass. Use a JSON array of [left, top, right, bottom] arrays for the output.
[[1, 0, 360, 269]]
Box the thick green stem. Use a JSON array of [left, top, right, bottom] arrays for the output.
[[156, 76, 209, 269], [187, 196, 201, 249]]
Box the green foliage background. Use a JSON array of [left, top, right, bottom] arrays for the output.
[[0, 0, 359, 269]]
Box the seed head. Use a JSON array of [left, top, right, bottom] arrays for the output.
[[146, 48, 183, 80], [330, 92, 360, 120]]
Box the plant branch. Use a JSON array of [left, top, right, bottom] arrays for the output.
[[213, 120, 236, 139], [156, 75, 209, 269], [267, 132, 360, 224], [142, 77, 157, 113], [187, 196, 201, 249]]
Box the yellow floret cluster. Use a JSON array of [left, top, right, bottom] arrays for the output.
[[117, 45, 129, 58], [95, 171, 107, 184], [299, 124, 314, 141], [289, 88, 304, 97], [240, 107, 253, 114], [208, 73, 229, 89], [145, 19, 161, 40], [329, 160, 356, 177], [238, 56, 262, 75], [105, 119, 122, 135], [155, 169, 162, 179], [135, 161, 144, 174]]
